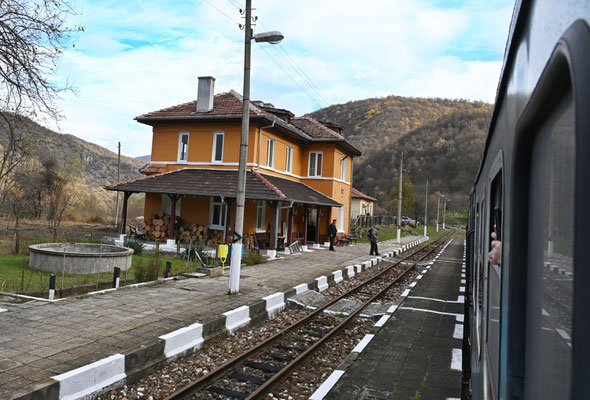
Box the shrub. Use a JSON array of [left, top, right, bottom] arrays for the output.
[[126, 239, 144, 255], [178, 243, 206, 265], [242, 251, 266, 266], [133, 252, 161, 282], [85, 215, 104, 224]]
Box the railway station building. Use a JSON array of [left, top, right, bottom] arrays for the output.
[[106, 76, 362, 251]]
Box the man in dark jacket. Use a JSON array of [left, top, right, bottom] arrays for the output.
[[369, 225, 380, 255], [328, 219, 337, 251]]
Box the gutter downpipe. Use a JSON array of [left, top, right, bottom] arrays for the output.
[[255, 120, 276, 170]]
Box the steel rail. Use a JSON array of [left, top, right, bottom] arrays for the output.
[[165, 233, 452, 400], [246, 233, 454, 399]]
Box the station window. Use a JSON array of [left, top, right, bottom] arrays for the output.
[[267, 139, 275, 168], [309, 152, 323, 177], [210, 197, 227, 229], [178, 132, 189, 162], [256, 200, 266, 232], [212, 132, 224, 163], [285, 146, 293, 173]]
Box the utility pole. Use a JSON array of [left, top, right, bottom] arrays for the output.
[[229, 0, 252, 294], [436, 193, 440, 232], [396, 152, 403, 244], [424, 180, 428, 237], [443, 197, 449, 229], [114, 142, 121, 229]]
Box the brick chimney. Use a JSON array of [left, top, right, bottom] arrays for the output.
[[196, 76, 215, 112]]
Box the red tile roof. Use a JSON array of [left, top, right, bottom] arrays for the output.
[[135, 90, 362, 156], [105, 168, 342, 207], [351, 187, 377, 201]]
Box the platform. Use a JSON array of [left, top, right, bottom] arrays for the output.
[[314, 236, 465, 400], [0, 235, 427, 400]]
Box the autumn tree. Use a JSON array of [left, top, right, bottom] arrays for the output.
[[388, 175, 416, 216]]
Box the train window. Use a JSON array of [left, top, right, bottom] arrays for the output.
[[524, 83, 574, 399], [486, 169, 502, 399]]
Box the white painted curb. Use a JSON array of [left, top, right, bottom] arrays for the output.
[[53, 354, 125, 400], [223, 305, 251, 334], [332, 270, 343, 284], [315, 276, 329, 292], [293, 283, 309, 294], [263, 292, 286, 318], [159, 322, 204, 358], [345, 265, 355, 278]]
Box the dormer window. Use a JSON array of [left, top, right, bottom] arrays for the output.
[[178, 132, 189, 162], [309, 151, 323, 177], [212, 132, 224, 163]]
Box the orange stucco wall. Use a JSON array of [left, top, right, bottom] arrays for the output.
[[143, 120, 354, 234]]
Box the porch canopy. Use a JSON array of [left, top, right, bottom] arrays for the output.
[[105, 168, 341, 247]]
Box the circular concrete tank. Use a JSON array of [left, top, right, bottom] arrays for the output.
[[28, 243, 134, 275]]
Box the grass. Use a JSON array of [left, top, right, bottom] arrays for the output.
[[0, 251, 199, 296]]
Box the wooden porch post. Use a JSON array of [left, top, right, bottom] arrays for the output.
[[315, 205, 321, 244], [303, 206, 308, 245], [168, 194, 178, 240], [269, 201, 277, 250], [120, 192, 132, 235], [287, 207, 294, 245]]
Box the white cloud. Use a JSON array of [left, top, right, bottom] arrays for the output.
[[46, 0, 514, 156]]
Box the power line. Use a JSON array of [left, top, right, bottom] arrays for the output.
[[256, 43, 326, 109], [256, 19, 332, 106], [226, 0, 242, 10], [202, 0, 241, 26]]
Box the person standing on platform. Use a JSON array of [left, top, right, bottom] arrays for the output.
[[369, 225, 380, 255], [328, 219, 337, 251]]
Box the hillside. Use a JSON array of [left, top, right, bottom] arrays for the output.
[[0, 116, 145, 220], [308, 97, 492, 211]]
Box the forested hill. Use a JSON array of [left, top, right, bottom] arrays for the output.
[[0, 115, 145, 220], [307, 97, 492, 211]]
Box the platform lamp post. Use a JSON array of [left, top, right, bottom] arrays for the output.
[[229, 0, 284, 294]]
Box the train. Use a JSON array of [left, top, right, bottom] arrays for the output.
[[466, 1, 590, 399]]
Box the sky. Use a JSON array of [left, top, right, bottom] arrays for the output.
[[50, 0, 515, 157]]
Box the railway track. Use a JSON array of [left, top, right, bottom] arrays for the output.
[[164, 232, 454, 400]]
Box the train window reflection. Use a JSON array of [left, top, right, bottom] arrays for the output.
[[525, 85, 574, 399]]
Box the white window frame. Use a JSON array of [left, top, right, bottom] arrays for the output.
[[267, 138, 275, 168], [340, 157, 347, 181], [211, 131, 224, 163], [285, 146, 293, 173], [256, 200, 266, 232], [209, 197, 227, 230], [308, 151, 323, 177], [178, 132, 189, 162]]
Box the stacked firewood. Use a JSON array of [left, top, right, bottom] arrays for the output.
[[177, 222, 207, 243], [139, 213, 171, 241]]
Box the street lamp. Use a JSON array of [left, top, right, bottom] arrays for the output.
[[230, 0, 283, 294]]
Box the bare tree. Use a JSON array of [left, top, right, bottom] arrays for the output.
[[0, 0, 82, 119], [0, 0, 81, 210]]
